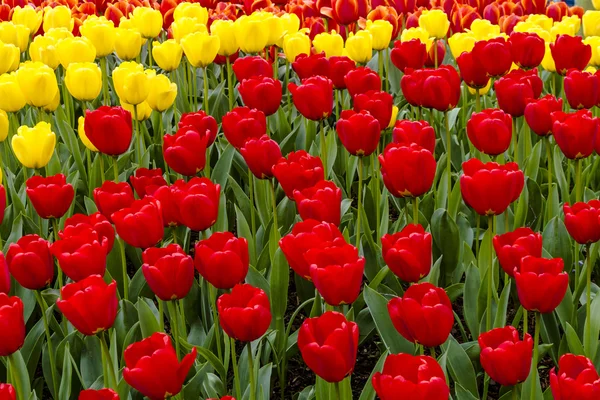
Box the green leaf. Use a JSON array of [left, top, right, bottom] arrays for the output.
[[81, 336, 103, 389], [358, 350, 388, 400], [211, 144, 235, 190], [584, 291, 600, 360], [494, 280, 511, 328], [180, 339, 227, 381], [464, 263, 481, 339], [137, 298, 160, 338], [542, 217, 573, 273], [565, 322, 584, 355], [58, 343, 72, 400], [431, 208, 460, 285], [443, 337, 478, 397]]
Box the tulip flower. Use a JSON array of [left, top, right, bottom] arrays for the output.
[[123, 333, 197, 400], [525, 95, 564, 136], [163, 126, 209, 176], [0, 73, 26, 112], [56, 37, 96, 68], [0, 111, 7, 142], [552, 109, 599, 160], [142, 244, 194, 301], [457, 50, 489, 90], [12, 5, 43, 34], [221, 107, 267, 149], [178, 111, 218, 146], [418, 9, 449, 39], [382, 224, 432, 283], [112, 198, 164, 248], [494, 69, 543, 117], [113, 63, 152, 106], [0, 384, 15, 400], [210, 20, 238, 57], [421, 65, 462, 111], [283, 31, 311, 63], [181, 31, 220, 69], [329, 56, 355, 89], [6, 235, 53, 290], [353, 90, 393, 129], [0, 294, 24, 356], [366, 20, 393, 51], [173, 3, 208, 24], [564, 201, 600, 245], [16, 62, 59, 108], [240, 135, 282, 179], [12, 122, 56, 170], [171, 17, 207, 43], [298, 311, 359, 383], [472, 37, 512, 78], [0, 253, 8, 295], [565, 70, 599, 110], [424, 40, 447, 69], [172, 177, 220, 232], [78, 389, 119, 400], [80, 16, 116, 58], [0, 42, 19, 75], [551, 34, 592, 75], [289, 76, 334, 121], [292, 53, 330, 80], [84, 106, 133, 155], [379, 143, 436, 198], [390, 39, 427, 73], [131, 7, 162, 38], [29, 36, 60, 70], [401, 69, 426, 108], [293, 180, 342, 225], [93, 181, 135, 223], [238, 76, 282, 116], [493, 228, 543, 277], [550, 354, 600, 399], [65, 62, 102, 102], [61, 212, 115, 253], [42, 5, 72, 33], [147, 184, 181, 227], [345, 30, 373, 64], [344, 67, 381, 97], [515, 256, 569, 313], [146, 74, 177, 112], [272, 151, 324, 199], [585, 36, 600, 66], [392, 120, 436, 154], [194, 232, 249, 289], [466, 109, 513, 156], [26, 174, 74, 219], [336, 110, 381, 156], [217, 283, 271, 342], [130, 168, 167, 198], [115, 28, 143, 61], [152, 40, 183, 72], [510, 32, 545, 69], [51, 225, 108, 282], [313, 31, 344, 57], [234, 15, 269, 54]]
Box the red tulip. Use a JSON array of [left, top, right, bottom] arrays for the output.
[[130, 168, 167, 198], [546, 1, 569, 21], [524, 95, 563, 136], [163, 126, 209, 176], [392, 120, 435, 154], [0, 253, 9, 295], [563, 200, 600, 244], [111, 198, 164, 248], [379, 143, 436, 198], [382, 224, 431, 283], [93, 181, 135, 223], [329, 56, 355, 89], [232, 56, 272, 82], [421, 65, 461, 111], [400, 68, 425, 107], [424, 40, 447, 68], [493, 227, 543, 277], [460, 159, 524, 216], [293, 180, 342, 225], [0, 384, 15, 400], [221, 107, 266, 149], [194, 232, 249, 289], [62, 212, 115, 253], [467, 108, 512, 156], [292, 53, 330, 80], [57, 275, 118, 335], [178, 111, 218, 146], [26, 174, 74, 219], [298, 311, 359, 382], [353, 90, 393, 129], [552, 110, 599, 160], [550, 354, 600, 400], [509, 32, 544, 70], [78, 389, 119, 400], [515, 256, 569, 313], [344, 67, 381, 97], [238, 76, 282, 116], [51, 226, 108, 282], [325, 0, 362, 25], [336, 109, 381, 157], [478, 326, 533, 386], [565, 70, 599, 110], [172, 177, 220, 231], [272, 151, 324, 199], [388, 282, 453, 347], [457, 50, 489, 89], [289, 76, 333, 121], [217, 283, 271, 342], [147, 183, 182, 227], [0, 294, 24, 356], [6, 235, 53, 290], [123, 332, 197, 400], [551, 35, 592, 75], [473, 37, 512, 78], [240, 135, 282, 179], [390, 39, 427, 73], [84, 106, 133, 155], [372, 353, 449, 399], [142, 244, 194, 301], [494, 69, 543, 117]]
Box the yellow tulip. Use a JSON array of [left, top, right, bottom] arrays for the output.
[[65, 62, 102, 101], [80, 16, 116, 58], [181, 31, 219, 68], [387, 105, 398, 129], [278, 13, 300, 46], [119, 18, 134, 30], [313, 31, 344, 57], [210, 20, 238, 57], [131, 7, 163, 38], [0, 110, 7, 142], [282, 31, 311, 62], [173, 3, 208, 25], [526, 14, 553, 31], [112, 61, 142, 99], [152, 40, 183, 71], [401, 27, 434, 51], [584, 11, 600, 37], [366, 20, 393, 51], [12, 121, 56, 169], [112, 62, 150, 105], [561, 15, 581, 34], [514, 23, 552, 42], [43, 89, 60, 112], [0, 23, 30, 53], [418, 10, 449, 39], [469, 19, 500, 40], [57, 37, 96, 68], [43, 6, 73, 33], [12, 6, 42, 35], [541, 42, 556, 72], [115, 28, 143, 61], [261, 12, 284, 47], [550, 21, 576, 41], [146, 74, 177, 112], [584, 36, 600, 65], [345, 30, 373, 64], [171, 17, 207, 43], [0, 41, 20, 74], [0, 73, 26, 112], [16, 62, 58, 108], [586, 65, 597, 73], [234, 15, 269, 54], [121, 101, 152, 121], [29, 35, 60, 70], [448, 32, 476, 58], [594, 0, 600, 10], [468, 78, 492, 95], [45, 27, 73, 41], [78, 116, 98, 152]]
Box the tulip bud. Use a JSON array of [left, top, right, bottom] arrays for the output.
[[234, 15, 269, 54], [238, 76, 282, 116], [181, 31, 220, 68], [293, 180, 342, 225], [550, 354, 600, 398], [7, 235, 53, 290], [112, 198, 164, 248], [313, 31, 344, 57], [173, 3, 208, 25], [345, 30, 373, 64], [0, 384, 15, 400], [366, 20, 393, 50], [379, 143, 436, 198], [0, 42, 19, 75], [57, 37, 97, 68], [142, 244, 194, 301], [493, 227, 543, 277], [12, 121, 56, 169], [78, 389, 119, 400], [12, 5, 43, 34], [0, 110, 7, 142], [282, 31, 311, 63], [131, 7, 163, 38], [418, 9, 449, 39], [85, 106, 132, 155], [115, 28, 143, 61], [217, 283, 271, 342], [43, 5, 73, 33], [0, 294, 25, 356], [76, 117, 96, 151], [152, 40, 183, 72], [65, 62, 102, 102], [93, 180, 135, 223], [195, 232, 249, 289], [210, 20, 238, 57], [272, 150, 324, 199], [80, 16, 116, 57]]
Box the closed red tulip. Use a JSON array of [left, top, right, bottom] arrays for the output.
[[515, 256, 569, 313], [238, 76, 282, 116], [565, 70, 599, 110], [0, 384, 15, 400], [460, 159, 524, 216], [552, 110, 599, 160], [51, 226, 108, 282], [123, 332, 197, 400], [293, 180, 342, 225], [550, 354, 600, 400], [272, 151, 324, 199], [0, 294, 24, 356], [392, 120, 435, 154], [26, 174, 74, 219], [336, 109, 381, 157], [329, 56, 355, 89], [78, 389, 119, 400], [292, 53, 330, 80], [57, 275, 118, 335], [344, 67, 381, 97], [289, 76, 333, 121], [130, 168, 167, 198], [525, 95, 563, 136], [0, 253, 9, 295], [563, 201, 600, 244], [240, 135, 282, 179], [221, 107, 266, 149], [388, 282, 453, 347], [467, 108, 512, 156], [473, 37, 512, 78], [372, 353, 449, 400], [382, 224, 431, 283], [422, 65, 461, 111], [232, 56, 272, 82], [379, 143, 436, 198], [93, 181, 135, 223], [494, 69, 543, 117], [7, 235, 53, 290], [163, 126, 209, 176], [424, 40, 447, 68], [493, 227, 543, 277], [172, 177, 220, 232], [478, 326, 533, 386], [457, 50, 489, 89], [551, 35, 592, 75], [142, 244, 194, 301], [62, 212, 115, 252], [84, 106, 133, 155], [178, 111, 218, 146], [390, 39, 427, 73], [111, 198, 164, 248], [298, 311, 359, 383], [353, 90, 393, 129], [194, 232, 249, 289], [509, 32, 545, 69], [217, 283, 271, 342], [546, 1, 569, 22], [147, 183, 181, 227]]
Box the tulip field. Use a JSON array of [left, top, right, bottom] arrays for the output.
[[5, 0, 600, 399]]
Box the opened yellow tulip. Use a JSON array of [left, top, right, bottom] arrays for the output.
[[584, 11, 600, 37], [12, 6, 42, 34], [113, 61, 142, 98], [261, 12, 284, 47], [57, 37, 96, 68], [312, 31, 344, 57], [16, 62, 58, 108], [12, 121, 56, 169], [77, 116, 98, 152], [210, 20, 238, 56], [526, 14, 553, 31], [80, 16, 116, 58], [181, 31, 219, 68], [171, 17, 207, 43], [283, 31, 311, 62], [448, 31, 476, 58], [418, 10, 449, 39], [43, 6, 73, 33], [0, 22, 30, 53], [401, 27, 434, 51], [29, 35, 60, 70], [45, 27, 73, 41], [345, 30, 373, 64], [234, 15, 269, 54], [43, 89, 60, 112], [0, 41, 20, 74], [0, 73, 26, 112], [113, 62, 150, 105], [562, 15, 581, 34], [119, 18, 134, 30], [115, 28, 143, 61], [541, 42, 556, 72], [146, 74, 177, 112], [0, 110, 7, 142], [132, 7, 163, 38], [551, 22, 577, 41], [65, 62, 102, 101], [152, 40, 183, 71], [121, 101, 152, 121], [584, 36, 600, 65], [277, 13, 300, 47], [367, 20, 393, 51], [173, 3, 208, 25], [469, 19, 500, 40]]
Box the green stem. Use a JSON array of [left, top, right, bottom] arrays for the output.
[[486, 215, 493, 331], [475, 88, 480, 113], [585, 243, 592, 356], [8, 354, 24, 400], [168, 300, 181, 359], [118, 237, 128, 301], [530, 312, 541, 400], [445, 111, 451, 195], [514, 118, 519, 165], [523, 308, 528, 338], [158, 298, 165, 331], [434, 39, 438, 69], [35, 291, 58, 398], [285, 60, 290, 116], [100, 57, 109, 106], [413, 197, 419, 224], [99, 331, 117, 390], [249, 170, 256, 244], [230, 337, 241, 398], [270, 179, 280, 240], [203, 67, 209, 114], [385, 47, 390, 94], [178, 299, 187, 339], [320, 120, 327, 178], [335, 89, 340, 121], [546, 137, 553, 223], [482, 376, 490, 400], [226, 57, 234, 111], [576, 158, 582, 203], [378, 50, 384, 90], [373, 154, 381, 242], [476, 215, 480, 257], [429, 347, 436, 359], [148, 40, 153, 68], [356, 157, 363, 248], [334, 381, 341, 400], [112, 156, 118, 182], [209, 284, 223, 361], [248, 344, 256, 400], [512, 385, 519, 400], [272, 46, 277, 78]]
